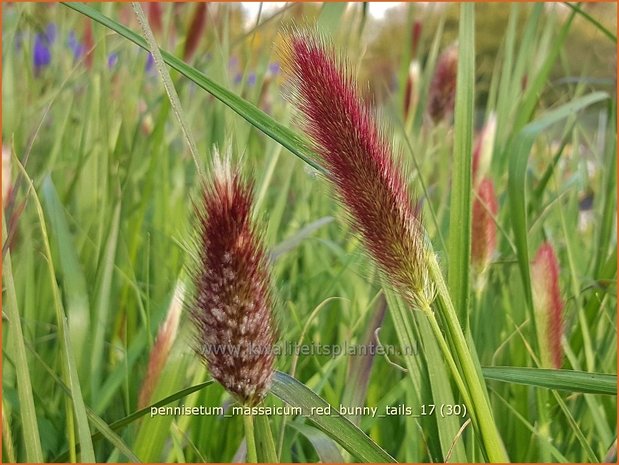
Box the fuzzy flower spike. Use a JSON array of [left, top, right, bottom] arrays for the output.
[[189, 150, 276, 406], [531, 242, 564, 369], [283, 31, 429, 307]]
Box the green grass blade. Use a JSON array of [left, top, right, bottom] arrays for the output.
[[270, 216, 334, 261], [90, 203, 121, 398], [15, 159, 96, 461], [493, 392, 569, 462], [86, 410, 141, 462], [41, 177, 91, 377], [447, 3, 475, 321], [2, 219, 44, 462], [131, 2, 203, 176], [384, 288, 468, 462], [551, 390, 599, 461], [270, 371, 396, 463], [483, 367, 616, 395], [426, 254, 510, 463], [53, 379, 214, 461], [288, 422, 345, 463], [513, 7, 576, 132], [563, 2, 617, 43], [508, 91, 608, 310], [61, 2, 325, 175], [26, 343, 141, 461], [593, 99, 617, 275], [253, 410, 278, 462]]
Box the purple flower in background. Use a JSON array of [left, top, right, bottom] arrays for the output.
[[108, 52, 119, 69], [145, 52, 155, 73], [268, 61, 280, 75], [33, 33, 51, 73], [247, 72, 256, 86], [233, 73, 242, 85], [32, 23, 58, 75], [228, 56, 239, 70], [67, 31, 85, 61]]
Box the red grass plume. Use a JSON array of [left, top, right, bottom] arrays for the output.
[[471, 178, 498, 274], [188, 153, 276, 406], [411, 20, 422, 58], [83, 19, 94, 70], [283, 31, 429, 306], [531, 242, 564, 369], [427, 43, 458, 123], [138, 282, 183, 408], [147, 2, 163, 35], [184, 3, 207, 61]]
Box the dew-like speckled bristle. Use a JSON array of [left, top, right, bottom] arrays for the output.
[[189, 152, 276, 406]]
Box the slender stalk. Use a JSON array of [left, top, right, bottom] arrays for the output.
[[131, 2, 204, 178], [427, 253, 510, 462], [243, 414, 258, 463], [418, 299, 476, 425], [254, 411, 278, 462]]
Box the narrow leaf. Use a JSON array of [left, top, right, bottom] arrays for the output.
[[447, 4, 475, 320], [483, 366, 616, 395], [270, 371, 396, 463]]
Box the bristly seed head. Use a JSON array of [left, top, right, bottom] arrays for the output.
[[471, 178, 498, 274], [282, 31, 429, 307], [427, 43, 458, 123], [188, 150, 276, 406], [531, 242, 564, 369], [138, 282, 184, 408]]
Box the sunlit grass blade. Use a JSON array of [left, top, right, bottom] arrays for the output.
[[483, 367, 616, 395], [270, 371, 396, 462]]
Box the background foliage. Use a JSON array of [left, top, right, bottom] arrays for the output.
[[2, 2, 616, 463]]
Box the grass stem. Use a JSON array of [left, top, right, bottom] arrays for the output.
[[243, 413, 258, 463], [427, 253, 510, 463]]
